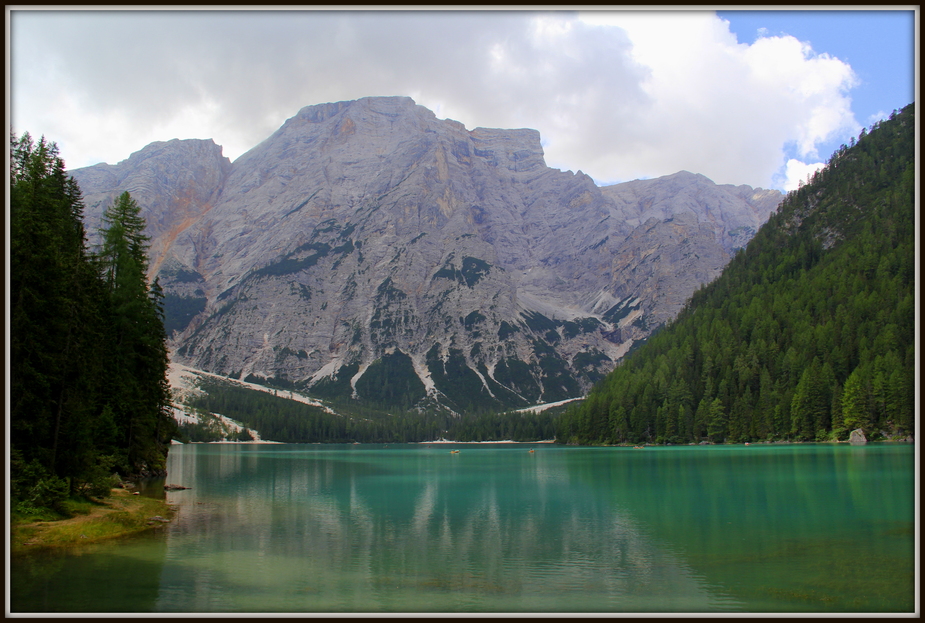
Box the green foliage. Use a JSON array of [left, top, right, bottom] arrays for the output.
[[96, 192, 176, 473], [175, 407, 255, 442], [16, 476, 70, 518], [369, 279, 416, 342], [354, 351, 427, 409], [79, 455, 121, 499], [558, 104, 915, 445], [561, 317, 603, 339], [521, 310, 560, 334], [188, 378, 428, 443], [310, 362, 361, 399], [252, 248, 328, 277], [841, 368, 869, 433], [446, 410, 557, 442], [533, 342, 581, 403], [426, 346, 504, 412], [433, 255, 492, 287], [573, 349, 610, 374], [433, 260, 461, 283], [463, 310, 487, 331], [10, 134, 175, 516], [162, 294, 207, 335], [497, 321, 520, 340], [10, 452, 70, 516], [235, 428, 255, 442], [187, 377, 558, 443], [460, 256, 492, 287], [247, 226, 357, 280], [602, 299, 638, 324], [491, 357, 542, 404]]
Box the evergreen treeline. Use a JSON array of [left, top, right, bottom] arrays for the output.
[[186, 378, 557, 443], [10, 133, 176, 515], [557, 104, 916, 445], [176, 407, 255, 443], [444, 410, 557, 442]]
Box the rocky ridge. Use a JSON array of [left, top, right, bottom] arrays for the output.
[[72, 96, 782, 414]]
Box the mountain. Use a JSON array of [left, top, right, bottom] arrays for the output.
[[71, 96, 781, 415], [558, 103, 915, 444]]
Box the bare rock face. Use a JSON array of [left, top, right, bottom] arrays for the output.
[[70, 96, 782, 413], [77, 138, 232, 276], [597, 171, 781, 329], [601, 171, 781, 254]]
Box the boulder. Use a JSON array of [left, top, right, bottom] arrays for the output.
[[849, 428, 867, 445]]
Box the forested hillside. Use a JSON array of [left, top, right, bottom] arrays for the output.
[[184, 377, 557, 443], [557, 103, 915, 445], [10, 133, 176, 515]]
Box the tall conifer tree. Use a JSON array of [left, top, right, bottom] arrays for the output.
[[96, 192, 175, 475], [10, 135, 176, 512]]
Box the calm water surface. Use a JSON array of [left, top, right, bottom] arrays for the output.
[[11, 443, 915, 613]]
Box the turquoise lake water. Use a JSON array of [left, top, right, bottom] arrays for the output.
[[10, 442, 916, 613]]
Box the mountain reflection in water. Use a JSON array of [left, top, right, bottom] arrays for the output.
[[11, 443, 912, 613], [155, 444, 733, 612]]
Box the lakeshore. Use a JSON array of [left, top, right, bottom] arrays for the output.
[[10, 488, 175, 556]]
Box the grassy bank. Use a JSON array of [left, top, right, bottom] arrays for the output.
[[10, 489, 175, 555]]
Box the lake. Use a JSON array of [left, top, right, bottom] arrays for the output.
[[10, 442, 916, 614]]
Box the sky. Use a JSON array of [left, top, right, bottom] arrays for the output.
[[7, 8, 917, 192]]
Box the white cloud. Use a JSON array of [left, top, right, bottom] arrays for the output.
[[575, 11, 860, 186], [781, 159, 826, 192], [867, 110, 889, 126], [743, 36, 859, 159], [10, 9, 863, 190]]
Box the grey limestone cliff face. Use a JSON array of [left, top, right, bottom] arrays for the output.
[[601, 171, 782, 254], [77, 138, 232, 276], [70, 96, 782, 413], [596, 171, 781, 330]]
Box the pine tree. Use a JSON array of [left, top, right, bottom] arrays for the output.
[[706, 398, 727, 443], [841, 367, 868, 433], [10, 133, 111, 501], [11, 137, 177, 513], [96, 192, 176, 474]]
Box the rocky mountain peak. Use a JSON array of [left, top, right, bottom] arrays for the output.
[[70, 97, 782, 414], [77, 138, 231, 276], [600, 169, 780, 254]]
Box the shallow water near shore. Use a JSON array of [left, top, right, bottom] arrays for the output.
[[10, 442, 915, 613]]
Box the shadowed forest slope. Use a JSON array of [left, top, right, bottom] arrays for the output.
[[557, 103, 915, 445]]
